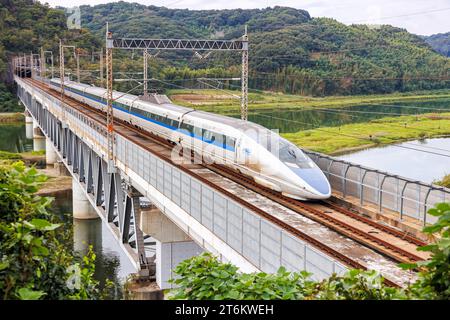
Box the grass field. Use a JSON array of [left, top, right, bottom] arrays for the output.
[[169, 89, 450, 155], [282, 113, 450, 155], [168, 88, 450, 114]]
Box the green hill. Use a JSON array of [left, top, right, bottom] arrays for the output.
[[79, 2, 450, 96], [0, 0, 99, 111], [0, 1, 449, 111], [424, 32, 450, 57]]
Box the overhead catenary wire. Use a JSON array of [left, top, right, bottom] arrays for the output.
[[253, 113, 450, 157], [252, 107, 449, 138], [367, 102, 450, 113]]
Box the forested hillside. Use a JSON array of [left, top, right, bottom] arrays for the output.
[[79, 2, 449, 96], [0, 0, 99, 111], [0, 1, 449, 110], [424, 32, 450, 57]]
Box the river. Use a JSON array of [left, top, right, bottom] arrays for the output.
[[337, 137, 450, 184]]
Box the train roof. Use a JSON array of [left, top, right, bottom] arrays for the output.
[[189, 110, 268, 133], [52, 78, 271, 137]]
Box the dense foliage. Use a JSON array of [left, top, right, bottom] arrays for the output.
[[1, 2, 449, 104], [169, 202, 450, 300], [0, 161, 106, 299], [424, 32, 450, 57], [405, 202, 450, 299], [79, 2, 450, 96], [0, 0, 100, 111]]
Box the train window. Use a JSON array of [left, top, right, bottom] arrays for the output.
[[225, 136, 236, 150], [161, 116, 172, 126], [203, 130, 224, 146], [179, 121, 194, 135], [131, 107, 140, 116], [118, 103, 129, 112]]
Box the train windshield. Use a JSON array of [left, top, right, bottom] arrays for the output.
[[277, 138, 314, 169]]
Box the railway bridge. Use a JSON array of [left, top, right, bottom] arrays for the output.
[[13, 64, 449, 290]]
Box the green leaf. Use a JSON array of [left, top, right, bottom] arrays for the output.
[[28, 218, 60, 231], [0, 261, 10, 271], [17, 288, 46, 300], [417, 244, 438, 252], [398, 262, 417, 270], [436, 203, 450, 212], [427, 208, 441, 217]]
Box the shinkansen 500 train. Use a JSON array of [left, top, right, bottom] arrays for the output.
[[50, 78, 331, 200]]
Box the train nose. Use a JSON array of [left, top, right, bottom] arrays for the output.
[[301, 168, 331, 196], [288, 166, 331, 197]]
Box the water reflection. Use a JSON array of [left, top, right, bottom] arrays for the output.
[[338, 138, 450, 183], [0, 123, 32, 152], [48, 189, 137, 298], [240, 99, 450, 133]]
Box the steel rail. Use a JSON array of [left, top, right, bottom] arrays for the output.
[[206, 162, 429, 264]]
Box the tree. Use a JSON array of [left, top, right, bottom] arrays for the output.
[[0, 161, 108, 300]]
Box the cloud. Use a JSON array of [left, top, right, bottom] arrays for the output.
[[39, 0, 450, 35]]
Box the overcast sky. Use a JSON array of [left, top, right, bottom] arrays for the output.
[[39, 0, 450, 36]]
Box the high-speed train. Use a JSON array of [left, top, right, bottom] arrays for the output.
[[50, 78, 331, 200]]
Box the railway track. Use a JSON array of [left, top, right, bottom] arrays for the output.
[[206, 163, 430, 264], [26, 78, 426, 286]]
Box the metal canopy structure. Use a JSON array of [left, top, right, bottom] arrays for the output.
[[112, 38, 246, 51], [105, 23, 250, 172]]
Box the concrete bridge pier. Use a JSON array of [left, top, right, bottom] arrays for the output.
[[140, 204, 203, 289], [25, 111, 33, 140], [72, 179, 98, 220], [45, 138, 58, 167], [32, 121, 45, 151], [73, 216, 102, 255]]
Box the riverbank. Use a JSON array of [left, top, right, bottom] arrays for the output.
[[168, 88, 450, 113], [0, 150, 45, 164], [0, 149, 71, 195], [0, 112, 24, 123], [36, 166, 72, 196], [283, 112, 450, 155]]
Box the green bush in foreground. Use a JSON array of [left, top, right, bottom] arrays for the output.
[[404, 203, 450, 299], [0, 161, 108, 300], [169, 202, 450, 300]]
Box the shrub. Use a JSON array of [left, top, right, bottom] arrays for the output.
[[169, 202, 450, 300], [0, 161, 109, 300]]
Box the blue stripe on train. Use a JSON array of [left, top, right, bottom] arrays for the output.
[[50, 82, 235, 151]]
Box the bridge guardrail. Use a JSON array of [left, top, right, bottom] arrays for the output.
[[305, 150, 450, 225]]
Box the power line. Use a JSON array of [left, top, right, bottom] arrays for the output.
[[368, 102, 450, 113], [403, 142, 450, 153], [345, 7, 450, 24], [253, 107, 448, 136], [250, 44, 407, 60], [253, 113, 450, 157], [251, 72, 450, 81]]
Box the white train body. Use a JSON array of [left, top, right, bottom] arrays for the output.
[[50, 78, 331, 200]]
